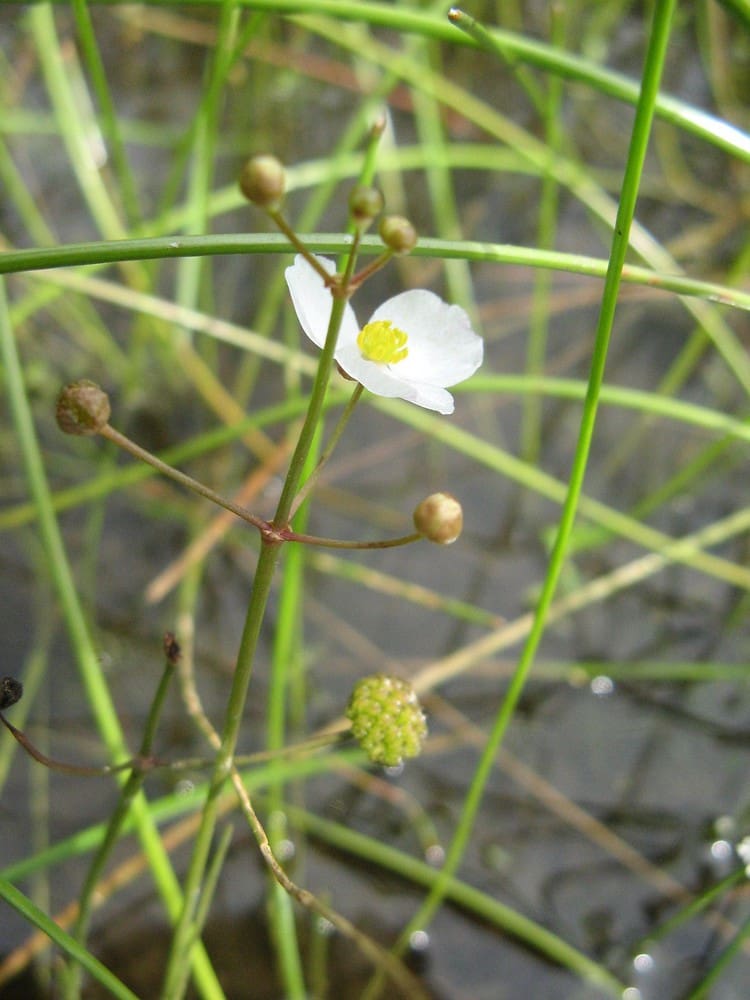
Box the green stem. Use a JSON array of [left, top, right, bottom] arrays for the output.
[[273, 297, 350, 527], [262, 122, 384, 995], [1, 234, 748, 312], [0, 278, 224, 998], [365, 1, 679, 995], [521, 5, 564, 463], [268, 208, 339, 284], [71, 0, 142, 227], [160, 272, 353, 1000], [64, 652, 177, 1000], [160, 539, 281, 1000], [290, 382, 363, 515], [266, 527, 312, 998], [0, 878, 139, 1000], [683, 910, 750, 999], [33, 0, 749, 160]]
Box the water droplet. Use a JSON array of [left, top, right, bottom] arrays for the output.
[[425, 844, 445, 867], [276, 838, 295, 862], [710, 839, 733, 862], [591, 675, 614, 697], [633, 953, 654, 973], [315, 915, 334, 937], [409, 930, 429, 952]]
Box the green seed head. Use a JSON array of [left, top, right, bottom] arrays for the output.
[[56, 380, 111, 436], [346, 674, 427, 768]]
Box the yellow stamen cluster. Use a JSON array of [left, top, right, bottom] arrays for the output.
[[357, 320, 409, 365]]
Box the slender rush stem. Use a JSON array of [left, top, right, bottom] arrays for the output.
[[159, 541, 281, 1000], [1, 279, 223, 997], [160, 282, 351, 1000], [363, 2, 679, 997], [272, 297, 350, 528], [64, 652, 177, 1000], [290, 383, 365, 516]]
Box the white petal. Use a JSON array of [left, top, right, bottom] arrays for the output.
[[336, 342, 455, 414], [369, 290, 483, 387], [396, 381, 455, 414], [285, 255, 359, 349]]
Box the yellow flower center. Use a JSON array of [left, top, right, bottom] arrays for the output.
[[357, 320, 409, 364]]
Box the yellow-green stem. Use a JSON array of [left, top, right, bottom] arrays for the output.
[[160, 291, 350, 1000]]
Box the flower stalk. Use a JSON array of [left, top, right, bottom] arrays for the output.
[[159, 250, 357, 1000], [56, 383, 425, 552], [53, 141, 481, 998]]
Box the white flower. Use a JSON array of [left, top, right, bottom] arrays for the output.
[[285, 255, 483, 415]]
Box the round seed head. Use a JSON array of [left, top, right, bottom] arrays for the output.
[[56, 380, 111, 436], [346, 674, 427, 767], [239, 155, 286, 209], [349, 185, 384, 228], [0, 676, 23, 711], [379, 215, 417, 254], [413, 492, 463, 544]]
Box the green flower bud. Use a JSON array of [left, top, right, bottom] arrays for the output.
[[379, 215, 417, 255], [413, 492, 463, 544], [346, 674, 427, 768], [349, 185, 384, 229], [239, 155, 286, 209], [56, 380, 111, 436]]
